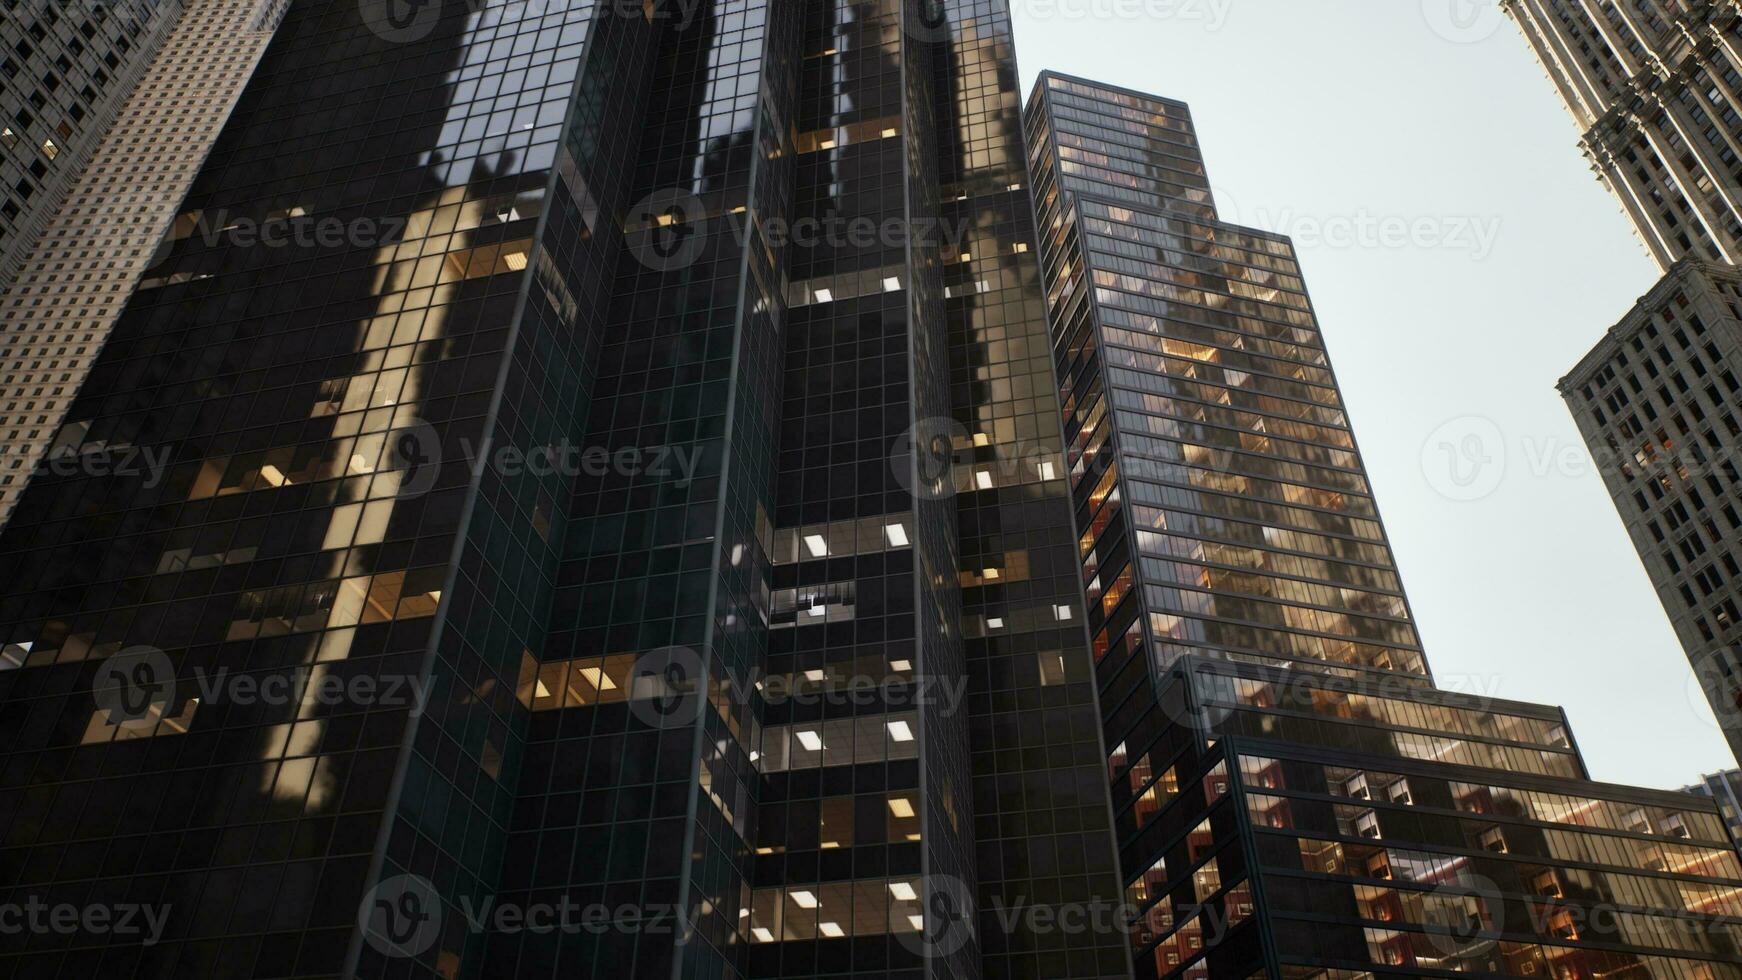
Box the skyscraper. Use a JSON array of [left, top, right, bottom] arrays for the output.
[[0, 0, 181, 292], [1501, 0, 1742, 269], [1682, 768, 1742, 852], [0, 0, 288, 523], [1558, 259, 1742, 762], [0, 1, 1130, 977], [1505, 0, 1742, 764], [1026, 70, 1742, 979], [2, 3, 1740, 979]]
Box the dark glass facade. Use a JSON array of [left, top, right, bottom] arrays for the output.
[[0, 2, 1128, 978], [4, 3, 1741, 978], [1027, 71, 1742, 980]]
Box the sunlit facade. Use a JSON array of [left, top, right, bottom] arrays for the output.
[[1028, 71, 1742, 980], [0, 0, 179, 291], [1508, 1, 1742, 772], [1502, 0, 1742, 269], [1560, 259, 1742, 765]]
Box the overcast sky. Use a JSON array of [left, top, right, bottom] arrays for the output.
[[1008, 0, 1736, 790]]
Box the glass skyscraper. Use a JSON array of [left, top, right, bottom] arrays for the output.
[[1682, 769, 1742, 854], [0, 1, 1127, 977], [0, 3, 1739, 979], [1025, 70, 1742, 979]]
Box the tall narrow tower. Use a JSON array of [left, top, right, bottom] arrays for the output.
[[1027, 70, 1742, 979]]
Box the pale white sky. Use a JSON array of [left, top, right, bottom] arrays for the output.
[[1009, 0, 1735, 789]]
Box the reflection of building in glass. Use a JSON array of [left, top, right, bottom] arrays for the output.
[[6, 2, 1742, 977], [1027, 70, 1742, 979], [0, 2, 1130, 977], [1684, 768, 1742, 852], [1507, 0, 1742, 766]]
